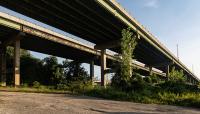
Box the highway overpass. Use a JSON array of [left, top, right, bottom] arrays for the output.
[[0, 12, 166, 86], [0, 0, 199, 86]]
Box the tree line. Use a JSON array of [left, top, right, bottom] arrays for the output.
[[5, 47, 90, 87]]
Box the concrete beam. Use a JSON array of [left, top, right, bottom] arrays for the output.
[[150, 61, 173, 68], [13, 40, 20, 87], [104, 68, 117, 74], [101, 49, 106, 86], [94, 40, 120, 50], [0, 46, 6, 86]]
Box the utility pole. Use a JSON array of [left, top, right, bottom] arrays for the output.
[[176, 44, 179, 60]]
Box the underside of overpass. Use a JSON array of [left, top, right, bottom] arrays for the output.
[[0, 0, 171, 66], [0, 12, 167, 87], [0, 0, 199, 86]]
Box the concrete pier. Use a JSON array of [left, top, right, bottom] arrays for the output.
[[13, 40, 20, 86], [0, 46, 6, 86], [101, 49, 106, 86]]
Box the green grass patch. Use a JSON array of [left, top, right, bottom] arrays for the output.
[[0, 86, 70, 94]]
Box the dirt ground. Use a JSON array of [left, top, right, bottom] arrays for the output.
[[0, 92, 200, 114]]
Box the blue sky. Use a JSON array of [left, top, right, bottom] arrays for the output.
[[117, 0, 200, 78], [0, 0, 200, 78]]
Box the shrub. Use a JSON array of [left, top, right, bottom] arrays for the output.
[[169, 67, 186, 82], [56, 83, 69, 90], [143, 76, 152, 83], [32, 81, 40, 88], [134, 73, 144, 83], [157, 81, 199, 93], [150, 74, 160, 83], [126, 74, 147, 92], [67, 80, 93, 94]]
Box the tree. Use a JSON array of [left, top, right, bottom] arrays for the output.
[[169, 66, 186, 82], [62, 60, 89, 84], [112, 27, 138, 90], [42, 56, 64, 85], [120, 27, 138, 80], [20, 55, 43, 84]]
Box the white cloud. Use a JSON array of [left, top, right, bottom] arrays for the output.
[[144, 0, 159, 8]]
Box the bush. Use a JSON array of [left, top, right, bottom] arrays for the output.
[[56, 83, 69, 90], [169, 67, 186, 82], [157, 92, 200, 108], [21, 83, 29, 88], [157, 81, 199, 93], [143, 76, 152, 83], [134, 73, 143, 83], [150, 74, 160, 83], [32, 81, 40, 88], [67, 80, 93, 94]]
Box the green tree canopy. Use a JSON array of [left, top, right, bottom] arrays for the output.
[[169, 66, 186, 82]]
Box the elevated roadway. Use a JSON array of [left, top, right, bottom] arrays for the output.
[[0, 0, 199, 85], [0, 12, 165, 86]]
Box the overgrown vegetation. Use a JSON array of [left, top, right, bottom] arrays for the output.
[[169, 66, 186, 82], [106, 27, 200, 108], [84, 86, 200, 108]]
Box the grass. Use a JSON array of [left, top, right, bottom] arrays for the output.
[[1, 82, 200, 108], [0, 86, 70, 94], [84, 86, 200, 108]]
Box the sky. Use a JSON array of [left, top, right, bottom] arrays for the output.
[[0, 0, 200, 78], [117, 0, 200, 78]]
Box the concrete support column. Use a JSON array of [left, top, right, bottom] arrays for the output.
[[0, 46, 6, 86], [13, 40, 20, 87], [149, 66, 153, 76], [188, 77, 189, 83], [189, 77, 192, 84], [166, 65, 169, 80], [90, 60, 94, 83], [101, 49, 106, 86]]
